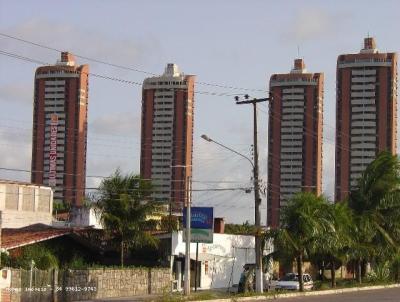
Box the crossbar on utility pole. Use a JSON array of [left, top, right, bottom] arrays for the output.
[[236, 95, 270, 293]]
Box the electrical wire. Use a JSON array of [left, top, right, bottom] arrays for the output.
[[0, 32, 269, 94]]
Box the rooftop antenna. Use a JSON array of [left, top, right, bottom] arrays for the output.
[[297, 45, 300, 58]]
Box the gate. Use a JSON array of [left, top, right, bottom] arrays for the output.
[[14, 269, 54, 302]]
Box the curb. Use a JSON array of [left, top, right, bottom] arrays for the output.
[[191, 283, 400, 302]]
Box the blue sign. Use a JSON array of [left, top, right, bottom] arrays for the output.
[[183, 207, 214, 243], [183, 207, 213, 229]]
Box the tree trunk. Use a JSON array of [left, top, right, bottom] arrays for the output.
[[362, 261, 368, 279], [330, 259, 336, 288], [357, 259, 362, 284], [297, 253, 304, 292], [120, 240, 124, 268], [321, 261, 325, 281]]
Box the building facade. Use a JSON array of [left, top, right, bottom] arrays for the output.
[[0, 180, 53, 228], [267, 59, 323, 227], [140, 64, 195, 213], [169, 231, 258, 290], [31, 52, 89, 206], [335, 37, 398, 201]]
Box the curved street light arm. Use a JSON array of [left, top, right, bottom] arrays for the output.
[[201, 134, 254, 169]]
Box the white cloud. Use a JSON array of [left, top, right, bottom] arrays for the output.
[[284, 8, 351, 43], [1, 18, 158, 72], [89, 112, 140, 137], [0, 83, 33, 104], [0, 130, 31, 182], [322, 125, 336, 200]]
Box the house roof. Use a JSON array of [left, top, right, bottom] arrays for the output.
[[1, 223, 88, 250]]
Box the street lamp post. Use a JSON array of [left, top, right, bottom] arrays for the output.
[[201, 134, 264, 293]]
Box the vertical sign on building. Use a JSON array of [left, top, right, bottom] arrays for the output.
[[183, 207, 214, 243], [48, 113, 58, 187]]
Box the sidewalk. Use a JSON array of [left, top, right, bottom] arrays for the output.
[[78, 294, 161, 302], [78, 283, 400, 302]]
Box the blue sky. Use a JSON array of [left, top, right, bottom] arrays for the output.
[[0, 0, 399, 223]]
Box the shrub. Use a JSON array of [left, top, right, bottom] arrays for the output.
[[366, 262, 390, 283]]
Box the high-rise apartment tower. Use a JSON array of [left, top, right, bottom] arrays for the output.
[[140, 64, 195, 213], [335, 37, 397, 201], [31, 52, 89, 206], [268, 59, 324, 227]]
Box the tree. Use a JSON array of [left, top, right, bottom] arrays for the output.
[[267, 192, 332, 291], [310, 201, 353, 288], [11, 244, 58, 270], [348, 151, 400, 283], [225, 221, 256, 235], [95, 169, 160, 267], [160, 215, 179, 232]]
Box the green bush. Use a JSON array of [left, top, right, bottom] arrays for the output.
[[35, 252, 58, 270], [366, 262, 390, 283], [313, 281, 331, 290], [1, 252, 11, 268], [11, 245, 58, 270], [67, 256, 88, 269]]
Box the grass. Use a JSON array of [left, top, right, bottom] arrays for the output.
[[313, 278, 398, 291], [157, 290, 225, 302], [156, 289, 262, 302]]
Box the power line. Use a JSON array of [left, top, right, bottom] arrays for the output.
[[0, 49, 254, 98], [0, 32, 268, 94], [0, 166, 252, 185]]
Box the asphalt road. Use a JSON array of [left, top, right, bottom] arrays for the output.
[[278, 287, 400, 302], [80, 287, 400, 301]]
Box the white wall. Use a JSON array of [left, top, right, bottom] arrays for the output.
[[70, 207, 102, 229], [0, 182, 53, 228], [172, 232, 255, 289]]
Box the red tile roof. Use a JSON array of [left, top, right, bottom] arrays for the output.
[[1, 224, 88, 250]]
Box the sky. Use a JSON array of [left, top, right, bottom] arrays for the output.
[[0, 0, 399, 224]]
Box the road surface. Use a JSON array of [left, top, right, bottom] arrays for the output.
[[80, 287, 400, 301], [278, 287, 400, 302]]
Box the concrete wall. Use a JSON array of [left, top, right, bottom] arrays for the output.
[[3, 267, 171, 302], [61, 268, 171, 301], [70, 207, 102, 229], [0, 182, 53, 228], [0, 211, 53, 229]]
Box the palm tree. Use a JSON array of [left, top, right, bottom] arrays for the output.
[[94, 169, 160, 267], [311, 201, 353, 288], [348, 151, 400, 283], [267, 192, 332, 291]]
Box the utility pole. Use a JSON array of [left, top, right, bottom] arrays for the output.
[[171, 165, 192, 296], [236, 94, 270, 293], [184, 175, 192, 296]]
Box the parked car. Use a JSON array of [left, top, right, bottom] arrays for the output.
[[275, 273, 313, 291]]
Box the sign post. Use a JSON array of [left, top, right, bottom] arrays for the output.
[[183, 207, 214, 291]]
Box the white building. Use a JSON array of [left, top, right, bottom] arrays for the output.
[[0, 180, 53, 228], [170, 231, 258, 290]]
